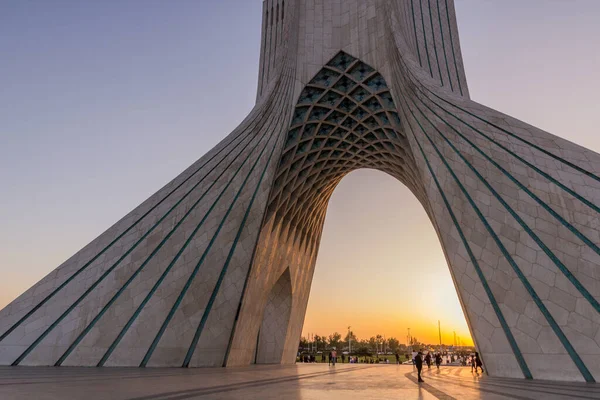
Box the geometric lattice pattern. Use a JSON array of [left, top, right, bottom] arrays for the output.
[[267, 52, 425, 237]]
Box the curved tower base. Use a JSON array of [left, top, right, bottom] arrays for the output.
[[1, 0, 600, 383]]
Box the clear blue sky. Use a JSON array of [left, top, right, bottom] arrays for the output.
[[1, 1, 599, 342]]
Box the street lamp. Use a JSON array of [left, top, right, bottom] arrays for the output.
[[348, 326, 352, 355]]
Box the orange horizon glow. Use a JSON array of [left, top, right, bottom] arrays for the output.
[[301, 300, 475, 346], [300, 318, 475, 347], [300, 169, 474, 348]]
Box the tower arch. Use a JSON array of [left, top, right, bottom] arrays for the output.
[[1, 1, 600, 383], [256, 267, 293, 364], [230, 52, 471, 367], [267, 51, 429, 236]]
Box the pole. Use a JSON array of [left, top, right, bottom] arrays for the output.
[[438, 320, 442, 351], [348, 326, 352, 355], [384, 335, 386, 354]]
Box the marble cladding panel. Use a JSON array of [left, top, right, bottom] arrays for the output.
[[0, 0, 599, 384]]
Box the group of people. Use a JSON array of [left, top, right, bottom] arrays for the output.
[[299, 348, 485, 384], [300, 353, 397, 364], [413, 350, 483, 383], [300, 350, 369, 364]]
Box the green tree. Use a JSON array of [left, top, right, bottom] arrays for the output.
[[410, 336, 424, 350], [298, 336, 308, 351], [328, 332, 342, 350], [368, 336, 377, 352], [388, 337, 400, 353], [314, 335, 326, 351], [355, 346, 371, 357], [344, 330, 358, 352]]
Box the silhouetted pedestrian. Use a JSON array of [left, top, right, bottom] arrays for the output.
[[474, 352, 484, 373], [415, 351, 424, 382], [435, 353, 442, 370], [425, 352, 431, 369]]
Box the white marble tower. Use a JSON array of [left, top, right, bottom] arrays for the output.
[[1, 0, 600, 382]]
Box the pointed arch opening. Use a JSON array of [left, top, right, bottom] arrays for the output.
[[266, 51, 430, 241], [256, 267, 293, 364], [238, 51, 474, 367]]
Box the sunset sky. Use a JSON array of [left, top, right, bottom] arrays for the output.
[[1, 1, 599, 347]]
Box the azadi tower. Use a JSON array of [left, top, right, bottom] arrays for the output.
[[1, 0, 600, 382]]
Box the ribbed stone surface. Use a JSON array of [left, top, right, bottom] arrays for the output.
[[1, 0, 599, 383]]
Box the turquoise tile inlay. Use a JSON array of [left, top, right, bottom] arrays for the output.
[[436, 0, 453, 91], [410, 0, 423, 67], [330, 127, 346, 139], [348, 62, 375, 81], [318, 91, 342, 107], [308, 106, 330, 122], [363, 117, 379, 130], [298, 86, 325, 104], [365, 74, 388, 91], [405, 96, 594, 383], [364, 96, 383, 112], [326, 110, 345, 124], [402, 107, 532, 379], [427, 0, 444, 86], [378, 91, 395, 108], [340, 116, 358, 130], [302, 123, 318, 139], [309, 68, 340, 87], [181, 110, 283, 368], [376, 112, 390, 126], [317, 124, 333, 136], [333, 75, 356, 93], [338, 98, 357, 113], [327, 51, 357, 72], [351, 106, 368, 121], [292, 106, 309, 125], [350, 86, 370, 103], [0, 100, 270, 346]]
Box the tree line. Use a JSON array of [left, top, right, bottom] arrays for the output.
[[299, 331, 429, 355]]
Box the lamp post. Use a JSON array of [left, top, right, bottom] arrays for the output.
[[348, 326, 352, 355], [438, 320, 442, 353]]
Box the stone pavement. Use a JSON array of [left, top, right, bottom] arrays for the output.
[[0, 364, 599, 399]]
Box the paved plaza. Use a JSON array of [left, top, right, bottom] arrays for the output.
[[1, 364, 598, 399]]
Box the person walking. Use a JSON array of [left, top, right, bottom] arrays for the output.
[[470, 354, 476, 372], [331, 349, 337, 366], [435, 353, 442, 370], [328, 351, 332, 366], [474, 352, 484, 373], [395, 353, 400, 364], [415, 350, 424, 382], [424, 352, 431, 370], [321, 352, 326, 363]]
